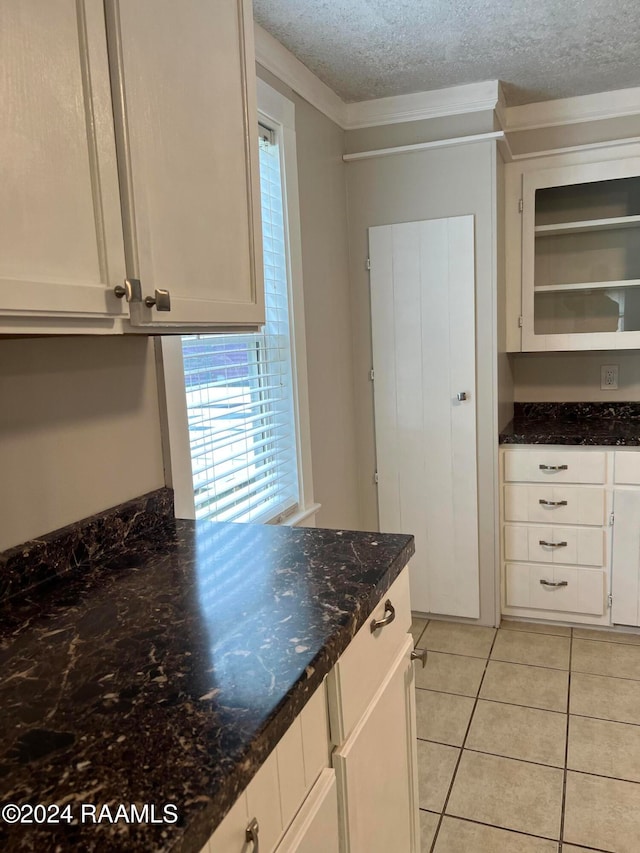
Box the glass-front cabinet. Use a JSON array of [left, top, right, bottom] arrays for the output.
[[521, 158, 640, 350]]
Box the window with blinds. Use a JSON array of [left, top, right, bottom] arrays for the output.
[[180, 124, 299, 524]]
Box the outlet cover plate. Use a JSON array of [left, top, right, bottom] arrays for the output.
[[601, 364, 619, 390]]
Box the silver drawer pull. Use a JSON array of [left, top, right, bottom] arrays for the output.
[[245, 817, 259, 851], [540, 579, 569, 588], [539, 464, 568, 471], [411, 648, 428, 668], [371, 599, 395, 633], [539, 499, 568, 507], [539, 540, 568, 548]]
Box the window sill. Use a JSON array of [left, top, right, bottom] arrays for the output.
[[279, 503, 322, 528]]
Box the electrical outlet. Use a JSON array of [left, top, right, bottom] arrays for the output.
[[601, 364, 619, 390]]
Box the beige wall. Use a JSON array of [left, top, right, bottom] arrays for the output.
[[0, 336, 165, 551], [512, 350, 640, 402], [258, 65, 361, 530], [345, 139, 500, 624]]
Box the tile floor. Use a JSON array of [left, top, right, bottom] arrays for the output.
[[410, 616, 640, 853]]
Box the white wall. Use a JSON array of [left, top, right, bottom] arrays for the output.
[[0, 337, 165, 551], [345, 139, 500, 624]]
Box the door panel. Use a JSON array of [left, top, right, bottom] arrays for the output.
[[0, 0, 126, 323], [370, 216, 479, 617], [612, 489, 640, 626]]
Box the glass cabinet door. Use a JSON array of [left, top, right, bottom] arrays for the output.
[[521, 159, 640, 350]]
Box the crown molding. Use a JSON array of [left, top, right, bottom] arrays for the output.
[[505, 86, 640, 132], [254, 23, 347, 128], [254, 22, 504, 131], [344, 80, 503, 130]]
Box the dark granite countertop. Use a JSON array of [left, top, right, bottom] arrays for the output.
[[0, 495, 414, 852], [500, 402, 640, 446]]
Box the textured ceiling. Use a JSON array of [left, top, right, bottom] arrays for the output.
[[253, 0, 640, 106]]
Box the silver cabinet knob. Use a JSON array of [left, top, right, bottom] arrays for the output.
[[410, 648, 427, 668], [113, 278, 142, 302], [456, 392, 468, 401], [145, 289, 171, 311]]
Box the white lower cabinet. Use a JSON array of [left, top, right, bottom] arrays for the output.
[[332, 636, 418, 853], [204, 567, 418, 852], [501, 447, 612, 626], [611, 489, 640, 627], [275, 771, 339, 853]]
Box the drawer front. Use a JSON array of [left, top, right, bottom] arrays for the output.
[[504, 524, 604, 567], [327, 568, 411, 744], [615, 451, 640, 485], [506, 563, 605, 616], [504, 484, 605, 526], [504, 450, 606, 484]]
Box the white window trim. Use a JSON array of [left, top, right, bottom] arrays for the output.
[[158, 80, 318, 527]]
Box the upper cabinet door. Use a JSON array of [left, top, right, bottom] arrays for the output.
[[0, 0, 127, 332], [521, 157, 640, 352], [105, 0, 265, 330]]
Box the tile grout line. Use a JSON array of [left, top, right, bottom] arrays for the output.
[[428, 628, 500, 853], [558, 626, 574, 852]]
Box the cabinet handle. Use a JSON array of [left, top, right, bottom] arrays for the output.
[[539, 464, 568, 471], [113, 278, 142, 303], [145, 289, 171, 311], [539, 540, 568, 548], [539, 499, 568, 507], [370, 599, 395, 633], [540, 579, 569, 588], [456, 391, 468, 401], [245, 817, 259, 851], [411, 648, 427, 668]]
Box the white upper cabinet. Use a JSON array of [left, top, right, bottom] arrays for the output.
[[506, 149, 640, 352], [0, 0, 264, 334], [105, 0, 264, 330], [0, 0, 127, 333]]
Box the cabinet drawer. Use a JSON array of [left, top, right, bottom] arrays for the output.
[[506, 563, 605, 616], [327, 569, 411, 744], [504, 524, 604, 567], [504, 484, 605, 526], [614, 451, 640, 485], [504, 450, 606, 484]]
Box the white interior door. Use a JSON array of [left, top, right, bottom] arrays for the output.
[[370, 216, 479, 617]]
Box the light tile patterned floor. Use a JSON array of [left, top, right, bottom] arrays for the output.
[[411, 617, 640, 853]]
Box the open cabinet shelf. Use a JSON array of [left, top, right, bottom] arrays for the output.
[[535, 279, 640, 293], [534, 214, 640, 236]]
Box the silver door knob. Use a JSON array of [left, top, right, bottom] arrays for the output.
[[145, 289, 171, 311], [113, 278, 142, 303], [456, 392, 468, 401], [410, 648, 427, 668]]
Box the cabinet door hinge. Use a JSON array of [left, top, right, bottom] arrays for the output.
[[369, 368, 375, 381], [518, 198, 523, 213], [609, 512, 615, 526], [366, 257, 371, 270], [608, 593, 613, 608], [374, 471, 379, 484], [518, 315, 524, 328]]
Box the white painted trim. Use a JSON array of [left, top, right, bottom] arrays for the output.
[[505, 85, 640, 132], [343, 131, 504, 162], [158, 336, 196, 520], [344, 80, 502, 129], [258, 80, 317, 524], [510, 135, 640, 162], [254, 22, 347, 128]]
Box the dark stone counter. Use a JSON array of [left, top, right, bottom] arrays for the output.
[[0, 494, 414, 852], [499, 402, 640, 446]]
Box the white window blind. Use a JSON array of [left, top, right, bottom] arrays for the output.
[[180, 126, 299, 524]]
